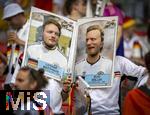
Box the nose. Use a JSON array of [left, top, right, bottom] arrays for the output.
[[86, 39, 92, 46], [51, 32, 56, 38]]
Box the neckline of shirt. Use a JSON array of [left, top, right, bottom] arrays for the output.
[[86, 55, 101, 66]]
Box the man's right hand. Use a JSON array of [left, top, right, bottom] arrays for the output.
[[8, 32, 25, 46]]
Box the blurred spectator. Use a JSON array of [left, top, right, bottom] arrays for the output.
[[123, 17, 149, 65], [14, 66, 53, 115], [120, 17, 150, 113], [141, 23, 150, 52], [52, 0, 64, 15], [123, 17, 136, 58], [123, 51, 150, 115], [63, 0, 86, 21], [103, 0, 125, 56], [2, 3, 30, 87], [15, 67, 48, 90]]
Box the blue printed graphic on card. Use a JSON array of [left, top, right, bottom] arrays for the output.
[[38, 60, 65, 80], [84, 72, 111, 86]]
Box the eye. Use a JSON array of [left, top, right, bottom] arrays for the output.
[[91, 38, 94, 41], [47, 31, 59, 36], [17, 78, 23, 82], [47, 31, 53, 34], [90, 38, 96, 41]]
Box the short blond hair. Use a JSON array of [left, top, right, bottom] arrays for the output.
[[86, 25, 104, 42]]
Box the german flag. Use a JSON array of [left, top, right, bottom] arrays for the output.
[[27, 58, 38, 69]]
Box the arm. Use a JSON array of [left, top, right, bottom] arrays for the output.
[[117, 56, 146, 78], [8, 32, 25, 46], [117, 56, 149, 87], [61, 77, 72, 102], [61, 88, 69, 102], [14, 38, 25, 46]]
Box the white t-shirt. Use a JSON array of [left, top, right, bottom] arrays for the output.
[[5, 20, 30, 84], [75, 56, 112, 76], [27, 43, 67, 70], [76, 56, 146, 115], [27, 43, 67, 114]]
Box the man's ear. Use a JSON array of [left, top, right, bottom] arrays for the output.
[[30, 81, 37, 90]]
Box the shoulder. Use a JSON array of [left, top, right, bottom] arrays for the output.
[[56, 48, 67, 60], [101, 56, 112, 64], [27, 43, 42, 54], [115, 56, 128, 63], [28, 42, 41, 49], [76, 58, 86, 65], [75, 59, 86, 74], [75, 59, 86, 69], [57, 48, 66, 57], [115, 56, 132, 69], [115, 55, 123, 61]]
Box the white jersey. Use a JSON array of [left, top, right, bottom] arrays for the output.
[[76, 56, 146, 115], [76, 56, 112, 76], [5, 20, 30, 84], [27, 43, 67, 70], [27, 43, 67, 114]]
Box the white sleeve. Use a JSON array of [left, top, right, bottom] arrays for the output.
[[27, 44, 40, 60], [116, 56, 146, 78]]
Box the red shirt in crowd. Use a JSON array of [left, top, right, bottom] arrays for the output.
[[123, 87, 150, 115]]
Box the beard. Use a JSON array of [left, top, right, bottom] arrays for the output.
[[86, 47, 101, 57], [43, 41, 57, 50], [88, 53, 99, 57]]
